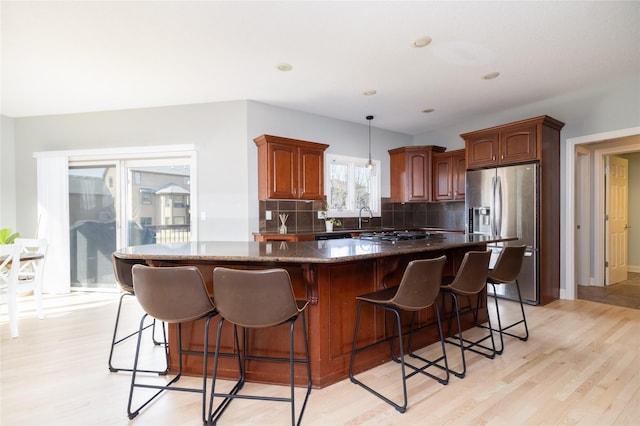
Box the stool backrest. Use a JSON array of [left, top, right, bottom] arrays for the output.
[[112, 254, 139, 293], [390, 256, 446, 311], [213, 267, 300, 328], [132, 264, 215, 323], [447, 250, 492, 295], [489, 245, 527, 284]]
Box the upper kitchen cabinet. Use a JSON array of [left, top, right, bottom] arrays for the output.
[[389, 145, 445, 202], [254, 135, 329, 200], [432, 149, 466, 201], [462, 116, 565, 169]]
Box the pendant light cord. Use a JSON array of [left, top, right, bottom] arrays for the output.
[[366, 115, 374, 170]]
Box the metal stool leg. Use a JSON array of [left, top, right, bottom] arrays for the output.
[[443, 291, 497, 378], [108, 292, 168, 374], [350, 301, 449, 413]]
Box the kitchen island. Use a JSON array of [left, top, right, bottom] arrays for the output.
[[113, 233, 513, 388]]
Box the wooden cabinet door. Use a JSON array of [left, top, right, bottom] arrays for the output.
[[255, 135, 328, 200], [268, 142, 297, 199], [432, 149, 466, 201], [500, 124, 538, 164], [466, 133, 499, 169], [452, 150, 466, 200], [408, 151, 430, 201], [432, 154, 453, 201], [389, 145, 445, 202], [389, 150, 406, 202], [298, 147, 324, 200]]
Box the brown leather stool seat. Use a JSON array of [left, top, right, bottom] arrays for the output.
[[349, 256, 449, 413], [208, 267, 311, 426], [440, 250, 494, 379], [127, 265, 218, 423]]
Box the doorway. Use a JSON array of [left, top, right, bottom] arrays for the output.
[[565, 127, 640, 304]]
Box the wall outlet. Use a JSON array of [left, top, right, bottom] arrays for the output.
[[266, 210, 272, 220]]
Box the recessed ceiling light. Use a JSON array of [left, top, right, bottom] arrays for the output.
[[362, 89, 377, 96], [422, 108, 435, 114], [411, 36, 432, 48], [482, 72, 500, 80], [276, 63, 293, 72]]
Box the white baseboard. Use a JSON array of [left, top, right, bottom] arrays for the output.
[[629, 265, 640, 273]]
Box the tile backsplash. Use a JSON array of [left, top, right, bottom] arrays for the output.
[[258, 198, 465, 233], [381, 199, 465, 230]]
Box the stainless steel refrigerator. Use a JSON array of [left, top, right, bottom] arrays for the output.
[[465, 163, 539, 304]]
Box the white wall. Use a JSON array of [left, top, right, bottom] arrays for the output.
[[0, 115, 17, 231], [13, 101, 250, 240], [11, 100, 413, 241], [413, 75, 640, 147]]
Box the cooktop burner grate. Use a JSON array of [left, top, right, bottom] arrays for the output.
[[358, 231, 445, 242]]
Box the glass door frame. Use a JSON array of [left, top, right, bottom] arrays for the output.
[[68, 150, 197, 291], [121, 158, 195, 248]]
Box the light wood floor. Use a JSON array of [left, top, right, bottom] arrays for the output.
[[1, 292, 639, 425]]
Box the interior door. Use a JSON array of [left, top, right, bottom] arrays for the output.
[[605, 155, 629, 285]]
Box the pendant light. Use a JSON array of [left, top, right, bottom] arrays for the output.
[[366, 115, 375, 171]]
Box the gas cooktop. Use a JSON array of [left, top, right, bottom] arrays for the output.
[[357, 231, 445, 243]]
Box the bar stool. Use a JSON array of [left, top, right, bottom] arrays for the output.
[[349, 256, 449, 413], [108, 255, 167, 374], [127, 265, 218, 423], [208, 267, 311, 426], [485, 245, 529, 354], [440, 250, 494, 379]]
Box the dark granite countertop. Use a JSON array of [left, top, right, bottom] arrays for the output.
[[114, 233, 514, 264]]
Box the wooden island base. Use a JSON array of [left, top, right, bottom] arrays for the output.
[[152, 243, 490, 389]]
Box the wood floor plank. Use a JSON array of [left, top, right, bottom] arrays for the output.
[[1, 294, 639, 425]]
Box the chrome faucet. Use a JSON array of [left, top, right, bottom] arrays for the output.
[[358, 206, 373, 229]]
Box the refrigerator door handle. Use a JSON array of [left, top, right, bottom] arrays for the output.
[[491, 175, 496, 237], [494, 175, 502, 237]]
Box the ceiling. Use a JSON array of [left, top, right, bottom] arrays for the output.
[[2, 1, 639, 135]]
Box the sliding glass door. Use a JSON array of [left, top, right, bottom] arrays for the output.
[[69, 157, 193, 290], [124, 161, 192, 247], [69, 164, 118, 290]]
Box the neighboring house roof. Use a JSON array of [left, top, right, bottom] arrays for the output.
[[155, 184, 190, 195]]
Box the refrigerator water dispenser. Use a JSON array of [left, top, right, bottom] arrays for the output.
[[469, 206, 491, 234]]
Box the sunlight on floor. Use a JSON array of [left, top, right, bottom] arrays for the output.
[[0, 291, 119, 324]]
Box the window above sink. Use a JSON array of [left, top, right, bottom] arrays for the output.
[[325, 153, 381, 218]]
